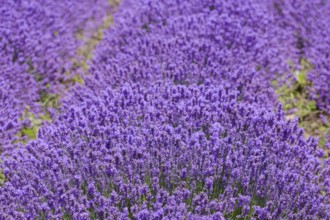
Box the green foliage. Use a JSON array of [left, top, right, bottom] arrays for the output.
[[293, 58, 312, 87], [88, 208, 97, 220], [273, 58, 330, 150], [0, 169, 5, 186], [211, 178, 225, 199], [21, 127, 37, 140], [62, 212, 73, 220], [74, 14, 114, 73], [39, 91, 59, 109], [14, 105, 53, 144]]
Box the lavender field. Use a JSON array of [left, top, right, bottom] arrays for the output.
[[1, 0, 330, 219]]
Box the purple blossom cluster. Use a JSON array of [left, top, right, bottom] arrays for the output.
[[1, 0, 330, 219]]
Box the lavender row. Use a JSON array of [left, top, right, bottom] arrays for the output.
[[90, 0, 288, 104], [271, 0, 330, 114], [90, 0, 330, 113], [1, 82, 329, 219], [0, 0, 111, 148]]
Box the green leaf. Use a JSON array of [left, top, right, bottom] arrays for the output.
[[306, 101, 317, 111], [296, 71, 306, 85], [22, 127, 37, 140], [0, 170, 6, 186]]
